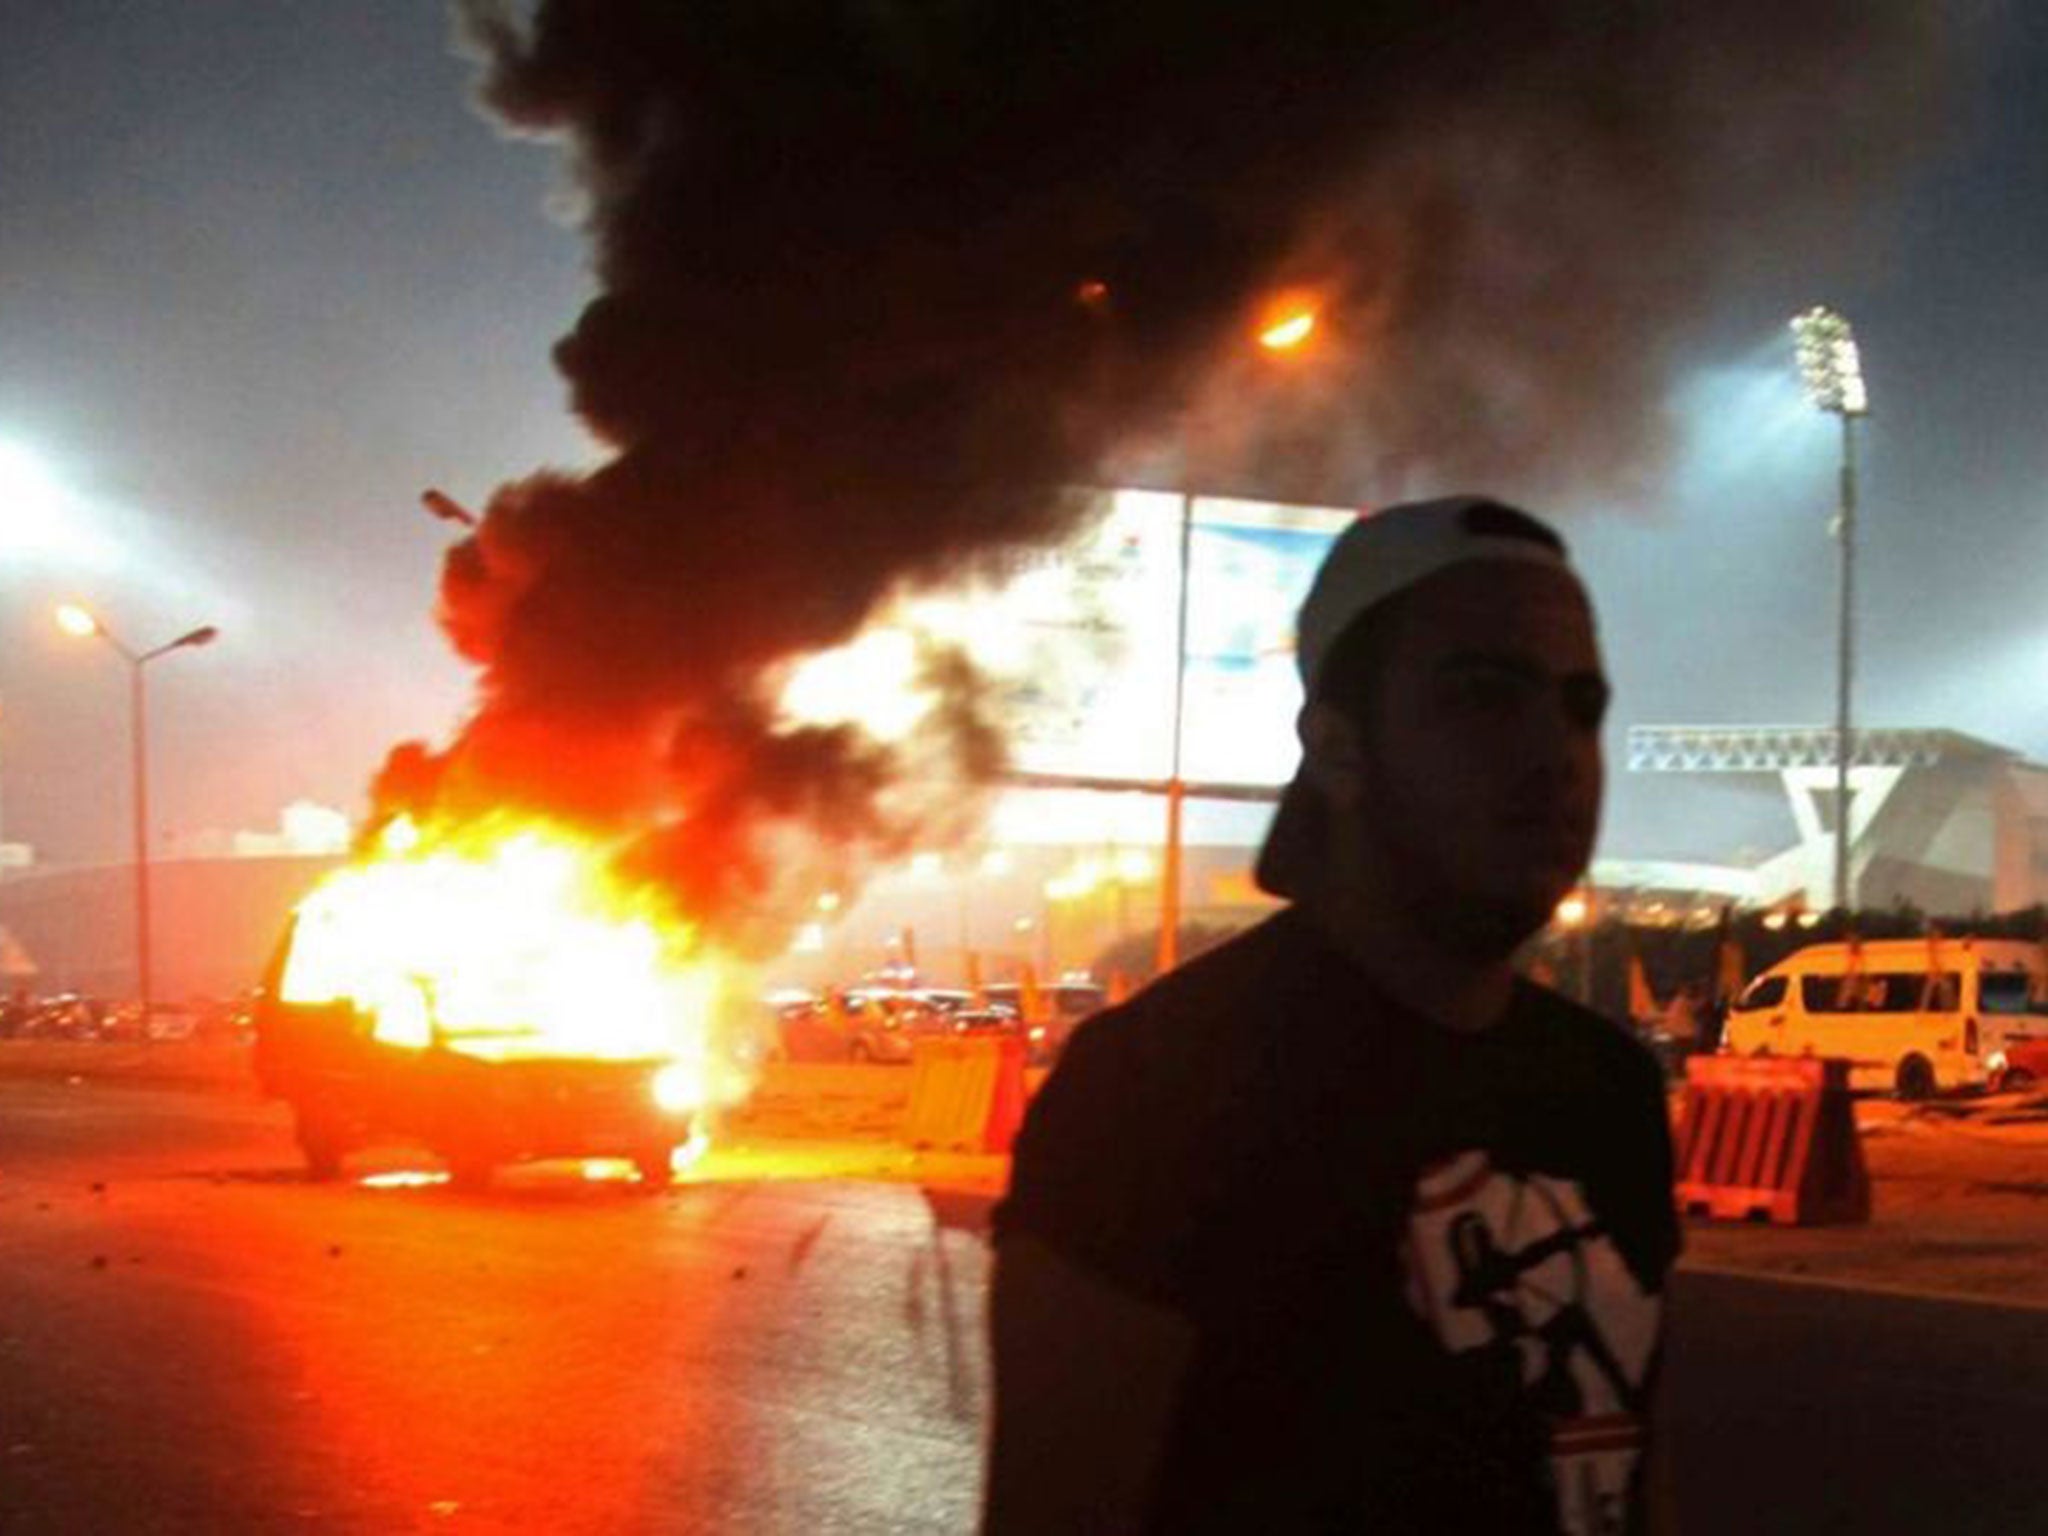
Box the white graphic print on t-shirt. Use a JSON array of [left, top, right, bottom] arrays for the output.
[[1402, 1150, 1663, 1536]]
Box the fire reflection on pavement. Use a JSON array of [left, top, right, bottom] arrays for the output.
[[2, 1078, 998, 1532], [219, 1169, 993, 1532]]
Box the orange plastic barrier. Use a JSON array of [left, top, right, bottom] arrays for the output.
[[903, 1036, 1028, 1154], [1674, 1055, 1870, 1226]]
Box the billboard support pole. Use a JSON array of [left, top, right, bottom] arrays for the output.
[[1158, 494, 1195, 977]]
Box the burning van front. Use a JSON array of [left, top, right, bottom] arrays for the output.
[[252, 815, 736, 1188]]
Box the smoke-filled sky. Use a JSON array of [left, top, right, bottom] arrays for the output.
[[1, 0, 2043, 882]]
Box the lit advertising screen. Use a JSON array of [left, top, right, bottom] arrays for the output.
[[777, 488, 1355, 847], [991, 489, 1354, 786]]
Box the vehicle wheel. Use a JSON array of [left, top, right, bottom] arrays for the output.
[[634, 1146, 676, 1189], [1895, 1055, 1937, 1102], [294, 1108, 349, 1181]]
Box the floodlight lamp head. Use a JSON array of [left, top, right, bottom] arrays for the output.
[[1790, 305, 1868, 417]]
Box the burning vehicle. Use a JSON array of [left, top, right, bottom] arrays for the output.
[[253, 815, 737, 1188]]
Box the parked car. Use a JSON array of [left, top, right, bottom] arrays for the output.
[[948, 1005, 1024, 1040], [839, 989, 956, 1064], [1988, 1035, 2048, 1093], [769, 994, 852, 1063], [194, 991, 260, 1043], [23, 994, 112, 1040], [982, 980, 1107, 1065]]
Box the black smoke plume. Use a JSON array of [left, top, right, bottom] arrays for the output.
[[381, 0, 1956, 942]]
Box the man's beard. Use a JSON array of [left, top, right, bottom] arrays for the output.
[[1353, 769, 1565, 962], [1402, 873, 1556, 963]]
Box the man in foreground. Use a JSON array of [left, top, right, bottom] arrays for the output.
[[985, 497, 1679, 1534]]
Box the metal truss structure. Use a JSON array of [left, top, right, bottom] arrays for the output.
[[1626, 726, 2015, 776]]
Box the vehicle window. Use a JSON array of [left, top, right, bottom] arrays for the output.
[[1925, 972, 1961, 1013], [1862, 974, 1928, 1014], [1799, 975, 1854, 1013], [1734, 975, 1787, 1012], [1798, 973, 1938, 1013], [1978, 973, 2048, 1015]]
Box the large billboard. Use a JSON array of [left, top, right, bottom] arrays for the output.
[[990, 489, 1353, 786], [778, 488, 1355, 842]]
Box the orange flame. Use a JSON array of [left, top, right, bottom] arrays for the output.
[[280, 813, 739, 1105]]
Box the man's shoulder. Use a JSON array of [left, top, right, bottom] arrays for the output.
[[1022, 911, 1316, 1137], [998, 911, 1320, 1293], [1510, 977, 1669, 1101], [1064, 909, 1314, 1065]]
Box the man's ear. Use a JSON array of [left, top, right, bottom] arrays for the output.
[[1298, 699, 1366, 809]]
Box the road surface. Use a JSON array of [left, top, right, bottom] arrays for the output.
[[2, 1080, 988, 1533], [1667, 1270, 2046, 1533], [3, 1076, 2045, 1533]]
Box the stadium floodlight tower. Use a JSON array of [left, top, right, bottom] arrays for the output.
[[1790, 304, 1868, 915]]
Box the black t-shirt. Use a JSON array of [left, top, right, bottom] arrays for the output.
[[995, 909, 1681, 1535]]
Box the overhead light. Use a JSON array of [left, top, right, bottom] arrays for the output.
[[1258, 309, 1317, 353], [55, 602, 99, 638], [1790, 306, 1868, 417]]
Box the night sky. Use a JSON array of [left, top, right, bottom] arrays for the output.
[[2, 1, 2044, 873]]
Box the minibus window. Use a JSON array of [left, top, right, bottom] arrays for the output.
[[1800, 973, 1934, 1013], [1862, 974, 1930, 1014], [1978, 973, 2044, 1015], [1735, 975, 1787, 1012], [1801, 976, 1856, 1013]]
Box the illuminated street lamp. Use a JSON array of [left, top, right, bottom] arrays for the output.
[[1553, 888, 1595, 1003], [1257, 308, 1318, 353], [54, 604, 218, 1024], [1790, 305, 1868, 914]]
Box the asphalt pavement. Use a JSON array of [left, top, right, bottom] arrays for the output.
[[1667, 1271, 2048, 1534], [3, 1076, 2045, 1533], [1, 1081, 989, 1534]]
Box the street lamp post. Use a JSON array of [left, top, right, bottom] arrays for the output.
[[1155, 300, 1323, 977], [55, 605, 217, 1024], [1790, 306, 1869, 916]]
